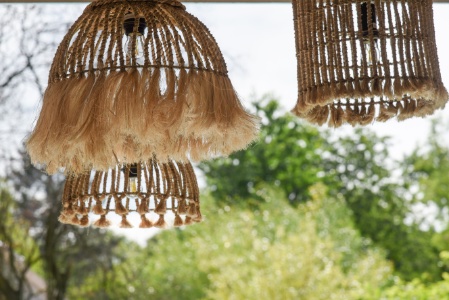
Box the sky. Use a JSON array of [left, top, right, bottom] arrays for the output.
[[2, 2, 449, 244]]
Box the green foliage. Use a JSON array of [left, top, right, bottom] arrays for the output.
[[1, 150, 127, 300], [405, 119, 449, 213], [0, 187, 41, 300], [198, 186, 391, 300], [199, 97, 330, 205], [74, 187, 392, 300], [200, 97, 441, 281], [327, 129, 441, 281], [0, 188, 39, 263], [376, 274, 449, 300]]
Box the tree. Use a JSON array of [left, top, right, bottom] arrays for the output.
[[0, 4, 78, 160], [199, 96, 442, 281], [3, 148, 125, 300], [199, 97, 331, 205], [1, 6, 126, 298], [327, 128, 440, 281], [0, 187, 41, 300], [0, 148, 127, 300], [71, 186, 392, 300], [403, 118, 449, 277]]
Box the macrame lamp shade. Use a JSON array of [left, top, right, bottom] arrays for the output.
[[26, 0, 259, 174], [291, 0, 448, 127], [59, 158, 201, 228]]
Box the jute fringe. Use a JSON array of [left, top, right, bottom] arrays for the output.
[[27, 0, 259, 174], [58, 158, 201, 228], [291, 0, 448, 127]]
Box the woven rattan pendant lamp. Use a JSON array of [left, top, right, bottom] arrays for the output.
[[291, 0, 448, 127], [27, 0, 259, 174], [26, 0, 259, 228], [59, 158, 201, 228]]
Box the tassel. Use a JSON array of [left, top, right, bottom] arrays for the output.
[[377, 102, 394, 122], [336, 82, 348, 97], [137, 199, 149, 215], [393, 78, 403, 98], [360, 102, 375, 126], [70, 215, 80, 225], [402, 77, 413, 96], [119, 215, 133, 228], [154, 198, 167, 214], [398, 99, 417, 121], [154, 215, 167, 229], [346, 81, 355, 98], [184, 216, 194, 225], [346, 104, 359, 127], [139, 215, 153, 228], [63, 205, 75, 217], [77, 202, 88, 215], [383, 78, 393, 99], [306, 106, 329, 126], [415, 99, 434, 116], [372, 78, 383, 96], [305, 88, 316, 106], [93, 215, 111, 228], [329, 104, 345, 128], [114, 198, 128, 215], [187, 203, 198, 218], [352, 81, 362, 99], [319, 84, 332, 104], [312, 86, 320, 105], [174, 214, 184, 227], [360, 78, 371, 98], [79, 215, 89, 227], [193, 210, 203, 223], [177, 199, 187, 215], [92, 201, 105, 215], [58, 213, 71, 224], [315, 106, 330, 126], [380, 101, 398, 122]]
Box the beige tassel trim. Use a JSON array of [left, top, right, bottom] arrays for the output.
[[59, 158, 201, 228], [26, 0, 259, 174], [294, 82, 448, 128]]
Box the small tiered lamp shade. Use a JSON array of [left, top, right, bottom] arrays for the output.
[[291, 0, 448, 127], [27, 0, 259, 174], [59, 158, 201, 228]]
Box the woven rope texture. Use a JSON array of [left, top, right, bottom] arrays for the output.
[[59, 158, 201, 228], [292, 0, 448, 127], [27, 0, 259, 174]]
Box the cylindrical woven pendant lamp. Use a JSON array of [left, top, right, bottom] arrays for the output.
[[27, 0, 259, 174], [58, 158, 201, 228], [291, 0, 448, 127]]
